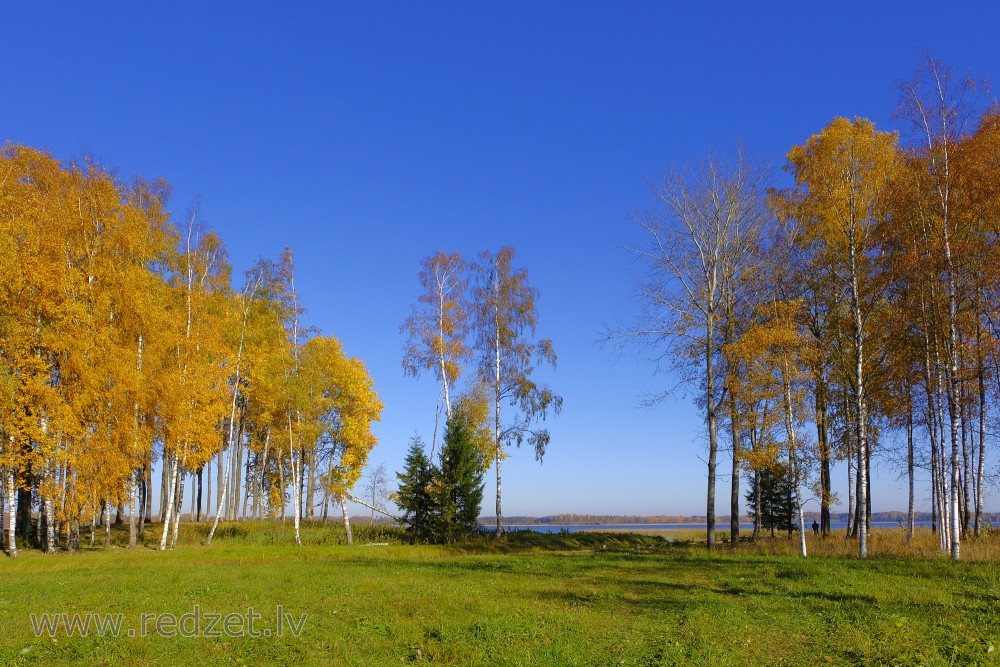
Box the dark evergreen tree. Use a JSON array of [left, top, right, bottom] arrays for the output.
[[746, 465, 795, 537], [395, 435, 435, 542], [432, 411, 485, 543]]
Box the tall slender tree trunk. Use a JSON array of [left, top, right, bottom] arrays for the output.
[[938, 144, 962, 560], [17, 486, 31, 548], [144, 457, 152, 524], [5, 469, 17, 558], [159, 452, 177, 550], [298, 449, 305, 522], [846, 436, 855, 539], [243, 456, 253, 522], [44, 492, 56, 554], [306, 447, 316, 519], [67, 518, 79, 552], [35, 495, 43, 549], [975, 344, 986, 537], [235, 435, 245, 521], [205, 453, 212, 519], [206, 280, 256, 546], [170, 468, 185, 548], [438, 287, 453, 420], [815, 378, 831, 537], [906, 392, 915, 546], [196, 467, 203, 523], [930, 440, 939, 535], [323, 440, 335, 523], [160, 454, 171, 524], [782, 371, 806, 557], [752, 468, 761, 543], [340, 494, 353, 546], [848, 231, 869, 559], [705, 314, 717, 551], [0, 477, 5, 555], [729, 392, 740, 547], [103, 499, 112, 547], [920, 304, 944, 547], [289, 415, 302, 547], [128, 469, 139, 548], [493, 303, 504, 539], [216, 445, 223, 518], [277, 441, 286, 521], [960, 377, 971, 535]]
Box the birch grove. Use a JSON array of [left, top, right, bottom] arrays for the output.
[[624, 58, 1000, 559], [0, 146, 382, 555]]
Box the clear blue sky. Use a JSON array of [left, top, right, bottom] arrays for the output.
[[3, 2, 998, 517]]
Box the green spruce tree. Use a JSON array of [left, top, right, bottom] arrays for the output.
[[746, 466, 795, 537], [432, 411, 485, 543], [395, 435, 434, 542]]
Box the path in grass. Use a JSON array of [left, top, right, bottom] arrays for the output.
[[1, 534, 998, 666]]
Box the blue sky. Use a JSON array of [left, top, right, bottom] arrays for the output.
[[3, 2, 999, 517]]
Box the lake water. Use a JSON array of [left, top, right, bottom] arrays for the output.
[[495, 521, 933, 534]]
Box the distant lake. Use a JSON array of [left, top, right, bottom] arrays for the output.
[[496, 521, 933, 534]]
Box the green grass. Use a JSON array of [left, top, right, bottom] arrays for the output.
[[1, 524, 998, 666]]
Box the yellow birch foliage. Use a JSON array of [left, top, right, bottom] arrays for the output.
[[726, 299, 811, 472], [298, 336, 383, 498]]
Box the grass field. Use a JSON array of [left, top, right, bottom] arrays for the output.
[[1, 523, 998, 666]]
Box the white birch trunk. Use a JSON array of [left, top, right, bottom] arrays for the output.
[[44, 494, 56, 553], [159, 452, 177, 550], [848, 226, 869, 559], [935, 352, 951, 551], [289, 416, 302, 547], [129, 333, 144, 549], [206, 278, 257, 546], [171, 466, 185, 548], [975, 347, 986, 537], [906, 397, 915, 546], [340, 494, 353, 546], [128, 468, 140, 548], [493, 289, 504, 538], [438, 281, 452, 420], [782, 371, 806, 558], [103, 498, 112, 547], [845, 441, 854, 538], [5, 468, 16, 558], [913, 63, 960, 559]]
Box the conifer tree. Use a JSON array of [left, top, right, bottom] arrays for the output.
[[395, 435, 434, 542], [432, 411, 485, 543]]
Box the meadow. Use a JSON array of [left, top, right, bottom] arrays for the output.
[[1, 523, 998, 666]]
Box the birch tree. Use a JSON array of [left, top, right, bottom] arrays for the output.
[[401, 252, 470, 454], [778, 116, 899, 558], [897, 59, 992, 558], [620, 148, 770, 550], [472, 247, 561, 538]]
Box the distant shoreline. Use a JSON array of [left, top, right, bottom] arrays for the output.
[[479, 512, 999, 527]]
